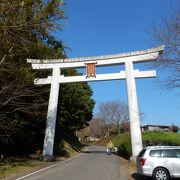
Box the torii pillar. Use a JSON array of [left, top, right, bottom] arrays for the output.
[[125, 60, 142, 160], [42, 66, 60, 160]]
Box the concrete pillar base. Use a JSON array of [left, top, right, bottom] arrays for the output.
[[130, 155, 137, 163], [42, 155, 55, 161]]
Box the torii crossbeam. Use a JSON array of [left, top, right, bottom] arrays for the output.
[[27, 46, 164, 160]]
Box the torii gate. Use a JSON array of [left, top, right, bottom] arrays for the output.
[[27, 46, 164, 160]]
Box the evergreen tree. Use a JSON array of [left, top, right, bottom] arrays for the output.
[[0, 0, 95, 155]]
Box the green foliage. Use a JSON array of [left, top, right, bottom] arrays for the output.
[[143, 131, 180, 146], [0, 63, 95, 155], [59, 69, 95, 131], [0, 0, 67, 155], [54, 69, 95, 154], [0, 0, 65, 60], [112, 131, 180, 158], [53, 125, 84, 156], [0, 58, 52, 152], [0, 158, 48, 179], [0, 0, 66, 137], [0, 0, 95, 156], [112, 133, 132, 158]]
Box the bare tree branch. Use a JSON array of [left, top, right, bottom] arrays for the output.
[[95, 100, 129, 134], [0, 46, 13, 65], [150, 5, 180, 89]]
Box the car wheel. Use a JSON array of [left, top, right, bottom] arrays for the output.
[[153, 167, 170, 180]]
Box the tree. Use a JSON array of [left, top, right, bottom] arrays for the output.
[[150, 2, 180, 89], [77, 126, 90, 140], [171, 124, 179, 133], [89, 118, 106, 138], [0, 0, 66, 154], [0, 0, 66, 64], [0, 62, 49, 153], [0, 0, 95, 155], [96, 100, 129, 134], [58, 69, 95, 131], [54, 69, 95, 154]]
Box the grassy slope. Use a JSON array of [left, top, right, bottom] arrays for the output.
[[0, 138, 84, 179], [142, 131, 180, 145], [0, 159, 50, 179], [112, 131, 180, 158]]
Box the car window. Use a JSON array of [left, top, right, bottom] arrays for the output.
[[138, 149, 146, 157], [161, 149, 180, 158], [175, 149, 180, 158], [149, 150, 162, 157]]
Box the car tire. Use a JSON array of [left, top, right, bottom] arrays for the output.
[[153, 167, 170, 180]]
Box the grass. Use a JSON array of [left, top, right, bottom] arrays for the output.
[[142, 131, 180, 145], [0, 135, 85, 179], [112, 132, 132, 158], [128, 160, 136, 180], [111, 131, 180, 158], [0, 158, 50, 179]]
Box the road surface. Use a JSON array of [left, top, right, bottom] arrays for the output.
[[16, 145, 127, 180]]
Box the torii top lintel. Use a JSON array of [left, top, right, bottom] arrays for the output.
[[27, 46, 164, 69]]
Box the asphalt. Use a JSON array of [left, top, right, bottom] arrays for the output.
[[15, 145, 127, 180]]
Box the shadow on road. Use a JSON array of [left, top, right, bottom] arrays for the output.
[[85, 150, 117, 155], [82, 144, 90, 147], [85, 150, 107, 154], [131, 173, 180, 180], [131, 173, 152, 180]]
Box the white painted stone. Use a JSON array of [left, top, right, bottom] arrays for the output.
[[29, 52, 160, 69], [27, 45, 164, 65], [42, 66, 60, 158], [125, 60, 143, 160], [34, 70, 156, 85]]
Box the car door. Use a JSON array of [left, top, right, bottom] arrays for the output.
[[169, 149, 180, 177], [162, 149, 180, 177]]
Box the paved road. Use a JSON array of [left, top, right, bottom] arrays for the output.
[[16, 145, 127, 180]]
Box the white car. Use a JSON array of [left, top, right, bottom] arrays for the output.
[[136, 146, 180, 180]]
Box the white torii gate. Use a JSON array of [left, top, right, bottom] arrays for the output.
[[27, 46, 164, 160]]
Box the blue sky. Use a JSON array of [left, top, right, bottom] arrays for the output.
[[57, 0, 180, 126]]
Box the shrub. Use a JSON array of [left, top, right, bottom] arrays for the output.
[[112, 133, 132, 158], [112, 131, 180, 158]]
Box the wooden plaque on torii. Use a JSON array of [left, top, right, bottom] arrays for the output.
[[85, 63, 97, 78]]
